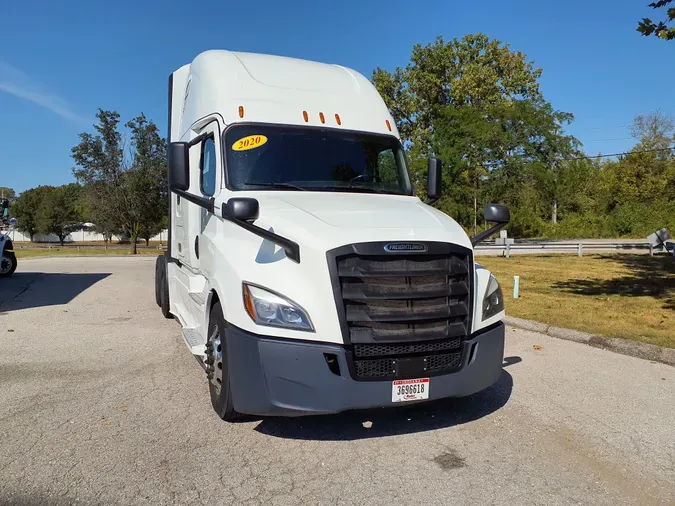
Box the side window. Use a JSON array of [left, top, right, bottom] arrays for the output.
[[200, 137, 217, 196]]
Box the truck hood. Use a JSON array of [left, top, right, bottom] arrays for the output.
[[279, 193, 440, 229], [250, 192, 473, 251]]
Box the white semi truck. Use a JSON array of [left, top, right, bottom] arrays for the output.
[[155, 50, 509, 420]]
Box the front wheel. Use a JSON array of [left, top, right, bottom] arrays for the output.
[[154, 255, 163, 307], [205, 302, 242, 421], [0, 252, 17, 277], [156, 255, 171, 319]]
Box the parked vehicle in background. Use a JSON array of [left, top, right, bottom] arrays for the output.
[[155, 50, 510, 420], [0, 199, 17, 277]]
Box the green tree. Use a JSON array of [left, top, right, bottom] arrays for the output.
[[140, 220, 163, 246], [608, 112, 675, 216], [72, 109, 125, 244], [373, 34, 579, 237], [76, 198, 120, 247], [12, 186, 53, 241], [125, 114, 168, 248], [72, 109, 167, 254], [373, 34, 544, 152], [630, 111, 675, 150], [610, 150, 673, 204], [638, 0, 675, 40], [35, 184, 83, 245], [0, 187, 16, 202], [550, 111, 675, 239]]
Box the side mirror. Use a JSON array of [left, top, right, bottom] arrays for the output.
[[223, 198, 260, 223], [168, 142, 189, 191], [426, 157, 442, 205], [483, 204, 510, 224], [471, 203, 511, 246]]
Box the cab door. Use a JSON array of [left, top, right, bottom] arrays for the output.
[[190, 120, 222, 277], [168, 120, 223, 330]]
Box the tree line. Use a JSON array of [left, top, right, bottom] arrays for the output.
[[5, 33, 674, 248], [372, 34, 675, 239], [7, 110, 167, 253]]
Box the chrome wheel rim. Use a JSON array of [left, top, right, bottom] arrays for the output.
[[0, 255, 11, 275], [207, 327, 223, 392]]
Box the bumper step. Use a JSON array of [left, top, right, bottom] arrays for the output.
[[188, 290, 207, 306], [181, 327, 206, 356]]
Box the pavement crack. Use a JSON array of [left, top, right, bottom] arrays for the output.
[[11, 277, 38, 301]]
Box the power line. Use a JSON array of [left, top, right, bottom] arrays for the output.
[[585, 136, 634, 142], [576, 124, 630, 132], [479, 145, 674, 168], [568, 145, 675, 161]]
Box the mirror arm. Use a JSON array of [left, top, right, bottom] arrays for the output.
[[425, 197, 439, 206], [221, 205, 300, 263], [187, 132, 209, 147], [169, 190, 300, 263], [171, 189, 215, 212], [471, 222, 508, 246]]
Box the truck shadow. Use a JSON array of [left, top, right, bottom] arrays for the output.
[[552, 254, 675, 311], [253, 369, 513, 441], [0, 272, 111, 312]]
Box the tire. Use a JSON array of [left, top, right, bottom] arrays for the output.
[[0, 252, 17, 278], [207, 302, 242, 421], [158, 257, 172, 319], [154, 256, 164, 307]]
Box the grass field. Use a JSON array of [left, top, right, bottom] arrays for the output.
[[14, 247, 162, 258], [479, 254, 675, 348]]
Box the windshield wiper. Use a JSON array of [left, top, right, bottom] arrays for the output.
[[324, 186, 391, 194], [244, 182, 308, 191], [245, 182, 400, 195]]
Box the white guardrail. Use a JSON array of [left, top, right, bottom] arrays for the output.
[[8, 238, 673, 257], [474, 241, 673, 257]]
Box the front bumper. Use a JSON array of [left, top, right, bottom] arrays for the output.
[[226, 322, 505, 417]]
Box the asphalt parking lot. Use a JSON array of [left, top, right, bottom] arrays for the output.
[[1, 257, 674, 506]]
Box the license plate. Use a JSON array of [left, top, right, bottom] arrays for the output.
[[392, 378, 429, 403]]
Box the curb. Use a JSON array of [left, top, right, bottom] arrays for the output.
[[505, 316, 675, 367]]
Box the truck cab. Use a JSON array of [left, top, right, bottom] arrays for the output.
[[155, 50, 508, 420]]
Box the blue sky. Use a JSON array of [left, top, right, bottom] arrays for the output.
[[0, 0, 672, 193]]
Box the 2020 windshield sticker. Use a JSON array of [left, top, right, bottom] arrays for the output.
[[232, 135, 268, 151]]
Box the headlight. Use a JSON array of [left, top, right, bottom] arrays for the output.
[[243, 283, 314, 331], [482, 274, 504, 320]]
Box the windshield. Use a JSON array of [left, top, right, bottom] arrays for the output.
[[224, 125, 413, 195]]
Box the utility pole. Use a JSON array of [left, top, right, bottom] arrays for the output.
[[473, 190, 477, 237], [552, 125, 560, 225], [473, 159, 479, 237]]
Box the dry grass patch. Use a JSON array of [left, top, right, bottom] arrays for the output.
[[15, 248, 162, 259], [479, 254, 675, 348]]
